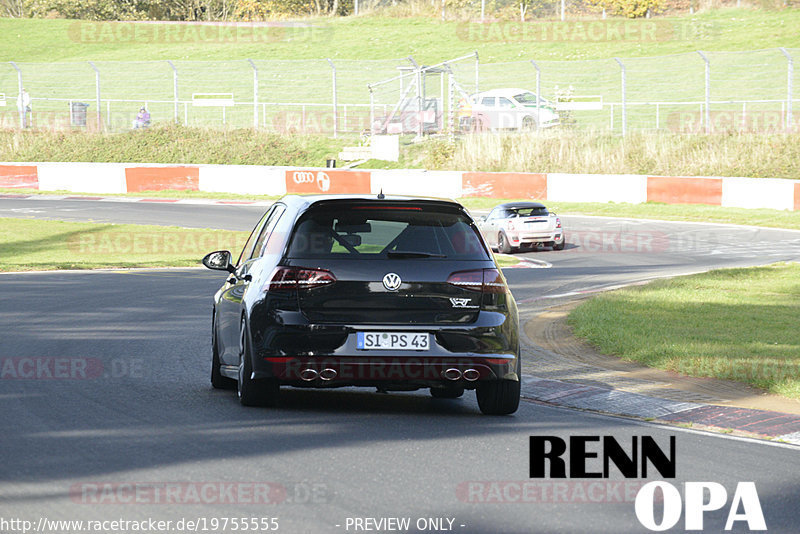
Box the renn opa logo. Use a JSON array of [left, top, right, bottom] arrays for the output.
[[530, 435, 766, 531]]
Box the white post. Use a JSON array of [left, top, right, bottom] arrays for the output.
[[742, 101, 746, 131], [697, 51, 710, 133], [369, 87, 375, 136], [530, 60, 541, 126], [474, 51, 479, 93], [247, 59, 259, 129], [327, 58, 338, 137], [780, 47, 793, 132], [89, 61, 102, 130], [167, 60, 179, 124], [9, 62, 23, 128], [614, 58, 626, 136]]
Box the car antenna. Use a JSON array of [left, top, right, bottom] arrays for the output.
[[377, 189, 385, 200]]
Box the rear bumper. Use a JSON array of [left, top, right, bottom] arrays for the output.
[[508, 230, 563, 245], [262, 355, 518, 390], [248, 309, 519, 388]]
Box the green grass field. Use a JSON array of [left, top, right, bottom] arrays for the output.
[[0, 217, 248, 271], [568, 263, 800, 399], [0, 9, 798, 132], [2, 10, 798, 63]]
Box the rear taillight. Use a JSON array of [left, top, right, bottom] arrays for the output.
[[447, 269, 506, 294], [267, 266, 336, 292], [556, 217, 562, 229], [481, 268, 506, 294]]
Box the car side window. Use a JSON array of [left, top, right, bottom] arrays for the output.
[[249, 204, 286, 260], [481, 97, 495, 107], [498, 97, 514, 108], [235, 206, 274, 267]]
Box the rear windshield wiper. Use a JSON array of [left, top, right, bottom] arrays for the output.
[[387, 251, 446, 258]]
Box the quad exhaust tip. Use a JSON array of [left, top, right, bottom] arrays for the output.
[[443, 368, 462, 381], [299, 368, 318, 381], [319, 368, 338, 381], [462, 368, 480, 381]]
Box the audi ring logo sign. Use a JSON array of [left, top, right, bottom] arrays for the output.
[[382, 273, 402, 291], [291, 171, 330, 193]]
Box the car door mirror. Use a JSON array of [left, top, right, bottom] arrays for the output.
[[202, 250, 235, 273]]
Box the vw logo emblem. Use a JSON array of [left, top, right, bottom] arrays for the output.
[[382, 273, 402, 291]]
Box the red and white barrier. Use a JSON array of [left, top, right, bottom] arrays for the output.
[[1, 162, 798, 211]]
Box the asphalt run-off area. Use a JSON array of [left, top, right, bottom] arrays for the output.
[[2, 195, 800, 533]]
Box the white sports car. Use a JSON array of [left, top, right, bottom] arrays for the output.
[[476, 202, 565, 253]]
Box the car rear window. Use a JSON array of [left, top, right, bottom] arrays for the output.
[[510, 207, 549, 217], [287, 204, 490, 260]]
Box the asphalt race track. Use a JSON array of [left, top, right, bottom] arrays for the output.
[[2, 197, 800, 533]]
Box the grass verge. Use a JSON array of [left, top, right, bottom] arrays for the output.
[[0, 217, 247, 271], [423, 131, 800, 180], [568, 263, 800, 399], [0, 127, 348, 166], [4, 128, 800, 180], [493, 254, 519, 267]]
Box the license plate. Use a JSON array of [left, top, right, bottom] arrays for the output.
[[357, 332, 430, 351]]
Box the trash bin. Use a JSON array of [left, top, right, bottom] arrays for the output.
[[70, 102, 89, 127]]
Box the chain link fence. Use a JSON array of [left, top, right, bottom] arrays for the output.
[[0, 47, 796, 135]]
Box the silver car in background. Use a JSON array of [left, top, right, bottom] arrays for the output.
[[476, 202, 565, 253], [459, 88, 560, 132]]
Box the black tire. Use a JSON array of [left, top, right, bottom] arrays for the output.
[[211, 311, 236, 390], [470, 115, 488, 133], [498, 232, 512, 254], [430, 385, 465, 399], [553, 235, 566, 251], [238, 317, 279, 407], [476, 379, 521, 415], [521, 115, 538, 131]]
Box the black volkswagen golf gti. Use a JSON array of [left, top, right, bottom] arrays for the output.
[[202, 194, 521, 415]]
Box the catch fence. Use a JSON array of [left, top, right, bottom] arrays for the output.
[[1, 47, 797, 135]]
